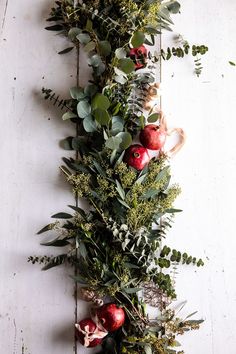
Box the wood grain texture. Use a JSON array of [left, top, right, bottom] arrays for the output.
[[162, 0, 236, 353], [1, 0, 236, 353], [0, 1, 83, 353]]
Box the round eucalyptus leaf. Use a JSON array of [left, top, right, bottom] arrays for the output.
[[69, 87, 85, 100], [71, 137, 87, 151], [92, 93, 110, 110], [98, 40, 112, 57], [131, 31, 145, 48], [114, 75, 127, 84], [94, 108, 110, 126], [60, 137, 73, 150], [88, 54, 102, 67], [111, 116, 124, 135], [84, 84, 98, 97], [116, 132, 132, 150], [83, 115, 97, 132], [167, 1, 181, 14], [84, 41, 96, 53], [115, 48, 127, 59], [62, 111, 77, 120], [95, 63, 106, 75], [118, 58, 135, 75], [68, 27, 82, 40], [77, 100, 91, 118], [105, 136, 122, 150], [112, 116, 123, 124], [77, 33, 91, 44]]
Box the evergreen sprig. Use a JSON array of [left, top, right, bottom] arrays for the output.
[[161, 42, 208, 76], [42, 88, 72, 110], [31, 1, 207, 352]]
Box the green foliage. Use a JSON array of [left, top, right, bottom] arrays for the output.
[[33, 1, 207, 353], [42, 88, 70, 110], [161, 42, 208, 76], [131, 31, 145, 48], [28, 254, 75, 270], [118, 59, 136, 75], [119, 305, 203, 353], [44, 0, 205, 83], [58, 46, 74, 55], [160, 245, 204, 267], [35, 151, 203, 303]]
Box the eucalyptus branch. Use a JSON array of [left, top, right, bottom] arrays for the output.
[[33, 1, 207, 352]]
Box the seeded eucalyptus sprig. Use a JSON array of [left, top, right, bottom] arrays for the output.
[[32, 151, 204, 302]]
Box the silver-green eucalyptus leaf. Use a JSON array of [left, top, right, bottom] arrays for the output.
[[77, 100, 91, 118]]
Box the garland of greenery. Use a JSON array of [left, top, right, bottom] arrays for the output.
[[29, 1, 208, 353]]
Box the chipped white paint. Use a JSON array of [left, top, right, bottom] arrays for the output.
[[0, 0, 236, 353]]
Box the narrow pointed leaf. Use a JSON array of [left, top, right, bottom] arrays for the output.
[[58, 47, 74, 55], [37, 223, 57, 235], [115, 180, 125, 200], [41, 239, 70, 247], [51, 212, 73, 219]]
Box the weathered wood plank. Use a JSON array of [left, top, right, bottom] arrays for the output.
[[0, 1, 82, 353], [162, 0, 236, 353]]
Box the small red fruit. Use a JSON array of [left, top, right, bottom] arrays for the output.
[[75, 318, 103, 348], [96, 303, 125, 332], [129, 45, 148, 70], [140, 124, 166, 150], [124, 144, 150, 170]]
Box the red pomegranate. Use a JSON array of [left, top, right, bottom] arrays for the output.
[[140, 124, 166, 150], [96, 303, 125, 332], [129, 45, 148, 70], [124, 144, 150, 170], [75, 318, 104, 348]]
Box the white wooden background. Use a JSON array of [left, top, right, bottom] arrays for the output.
[[1, 0, 236, 353]]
